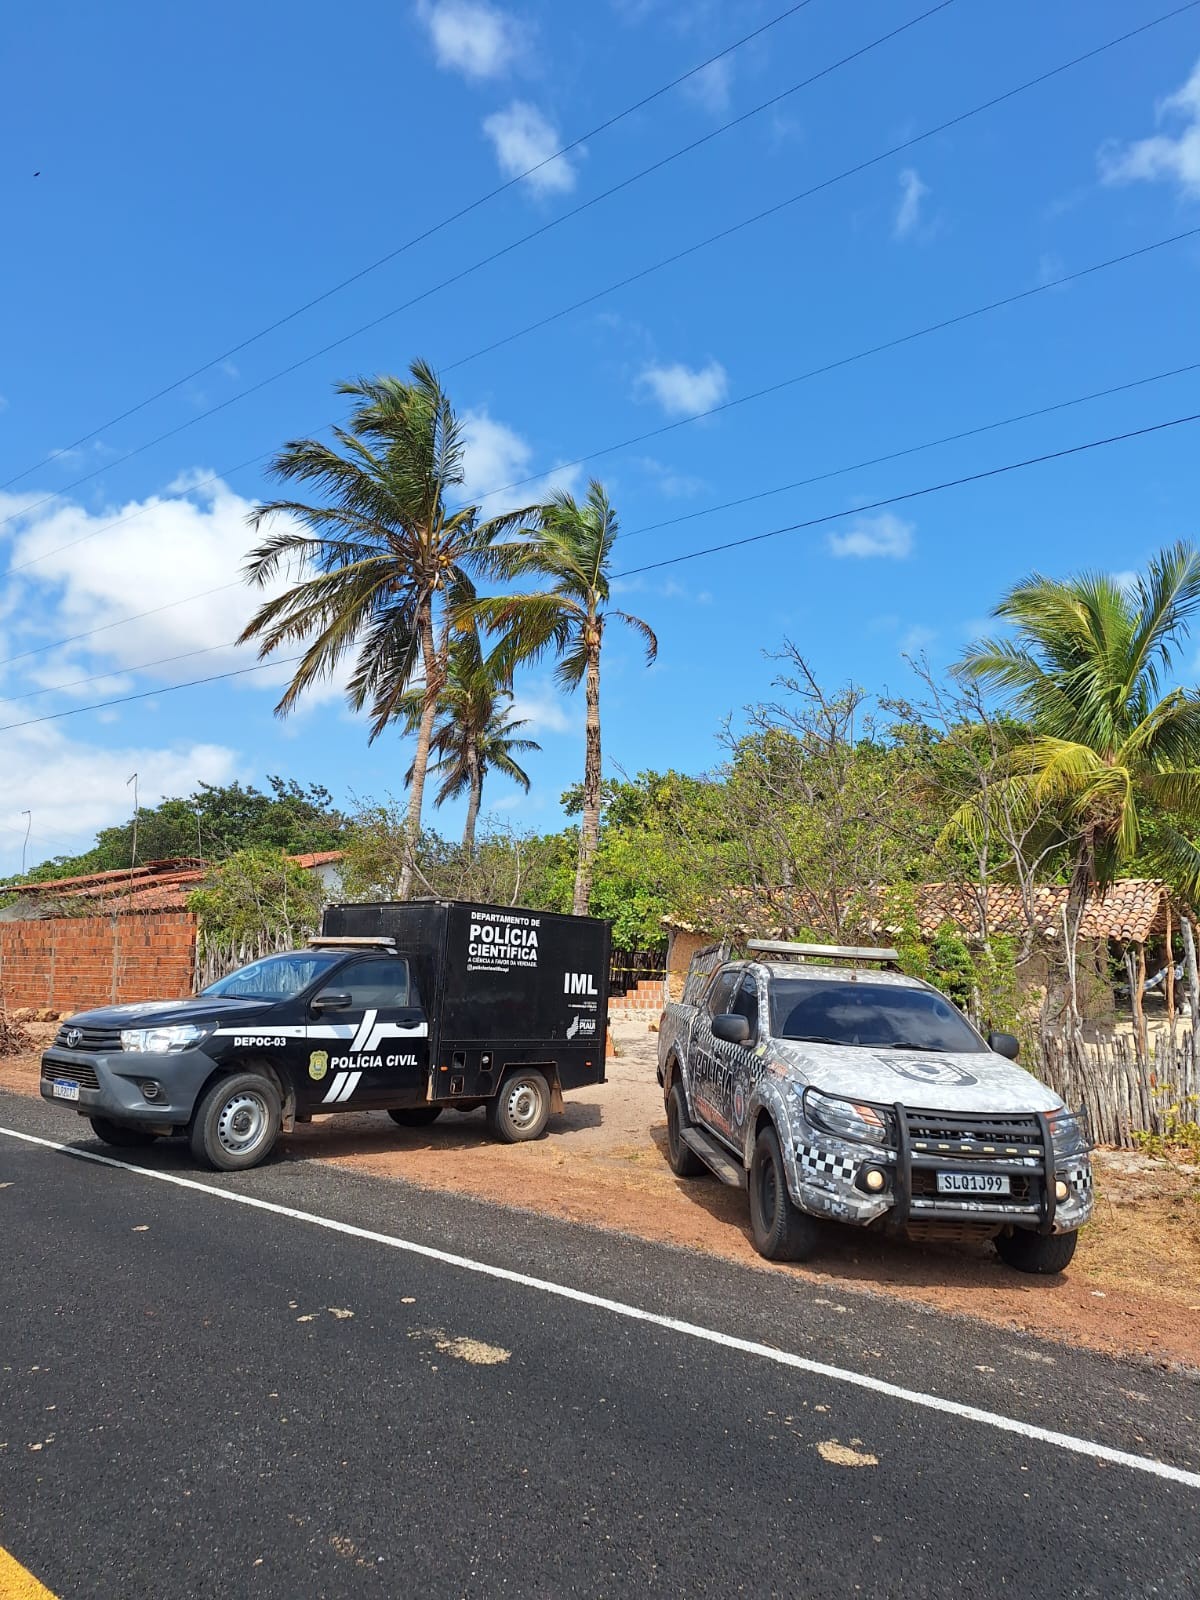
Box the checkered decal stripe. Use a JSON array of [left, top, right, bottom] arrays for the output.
[[797, 1144, 857, 1184], [1069, 1166, 1093, 1197]]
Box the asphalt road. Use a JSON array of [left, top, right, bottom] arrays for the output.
[[2, 1089, 1199, 1599]]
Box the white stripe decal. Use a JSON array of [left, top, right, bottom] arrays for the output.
[[2, 1124, 1198, 1492], [349, 1009, 377, 1054], [322, 1073, 348, 1105], [334, 1072, 361, 1104]]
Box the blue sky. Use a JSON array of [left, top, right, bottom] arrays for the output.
[[1, 0, 1199, 873]]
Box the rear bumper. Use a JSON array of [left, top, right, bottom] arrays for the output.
[[40, 1046, 217, 1127]]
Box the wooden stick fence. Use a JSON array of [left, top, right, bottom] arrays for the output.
[[1034, 1031, 1199, 1147]]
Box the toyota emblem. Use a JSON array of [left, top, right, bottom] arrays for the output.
[[65, 1028, 82, 1048]]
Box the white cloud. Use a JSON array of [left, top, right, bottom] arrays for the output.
[[0, 474, 349, 713], [634, 456, 707, 498], [482, 102, 577, 195], [415, 0, 522, 80], [900, 624, 936, 655], [683, 58, 732, 114], [828, 511, 914, 560], [893, 167, 928, 239], [1099, 58, 1200, 198], [0, 725, 237, 873], [459, 409, 580, 518], [508, 681, 577, 735], [638, 360, 728, 418]]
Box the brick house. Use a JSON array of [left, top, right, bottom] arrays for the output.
[[0, 853, 344, 1015]]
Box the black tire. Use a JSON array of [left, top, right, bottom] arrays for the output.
[[88, 1116, 160, 1149], [486, 1069, 552, 1144], [749, 1123, 820, 1263], [995, 1227, 1078, 1275], [189, 1073, 281, 1172], [387, 1106, 443, 1127], [666, 1082, 705, 1177]]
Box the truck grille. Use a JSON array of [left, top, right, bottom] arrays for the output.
[[43, 1060, 100, 1090], [905, 1108, 1043, 1162], [53, 1024, 123, 1052]]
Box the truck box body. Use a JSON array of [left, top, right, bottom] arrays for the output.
[[320, 898, 610, 1100]]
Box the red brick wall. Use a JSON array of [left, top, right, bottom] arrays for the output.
[[0, 912, 198, 1014]]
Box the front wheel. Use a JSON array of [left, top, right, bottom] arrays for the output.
[[487, 1069, 552, 1144], [995, 1227, 1078, 1275], [749, 1124, 819, 1263], [189, 1073, 281, 1172], [89, 1116, 160, 1149], [387, 1106, 443, 1127]]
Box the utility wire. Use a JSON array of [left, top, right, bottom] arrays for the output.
[[0, 654, 306, 734], [0, 1, 971, 530], [0, 0, 821, 493], [10, 220, 1197, 580], [5, 355, 1198, 707], [2, 408, 1198, 735], [3, 0, 1192, 560], [612, 411, 1200, 579], [0, 582, 243, 669], [615, 357, 1200, 544]]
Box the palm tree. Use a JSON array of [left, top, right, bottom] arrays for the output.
[[238, 362, 535, 897], [401, 626, 540, 853], [472, 479, 657, 915], [949, 542, 1200, 915]]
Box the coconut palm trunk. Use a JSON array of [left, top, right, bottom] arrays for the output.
[[574, 624, 604, 915], [400, 600, 443, 897], [462, 741, 483, 855]]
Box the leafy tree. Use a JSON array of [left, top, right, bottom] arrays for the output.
[[189, 847, 325, 966], [951, 543, 1200, 906], [239, 362, 535, 897], [473, 480, 657, 915], [399, 623, 539, 854]]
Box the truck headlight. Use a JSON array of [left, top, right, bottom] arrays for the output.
[[805, 1089, 890, 1144], [120, 1023, 212, 1054], [1047, 1108, 1089, 1160]]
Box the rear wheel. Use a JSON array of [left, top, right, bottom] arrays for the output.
[[749, 1123, 819, 1263], [487, 1069, 552, 1144], [666, 1082, 704, 1177], [88, 1116, 160, 1149], [387, 1106, 443, 1127], [995, 1227, 1078, 1275], [189, 1073, 281, 1172]]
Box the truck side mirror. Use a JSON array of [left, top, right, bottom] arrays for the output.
[[713, 1013, 752, 1045], [312, 991, 353, 1014], [987, 1030, 1020, 1061]]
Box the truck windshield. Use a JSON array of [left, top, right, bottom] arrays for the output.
[[771, 979, 985, 1053], [202, 952, 343, 1001]]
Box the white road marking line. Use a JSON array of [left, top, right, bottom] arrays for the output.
[[3, 1122, 1198, 1493]]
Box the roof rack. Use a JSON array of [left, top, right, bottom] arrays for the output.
[[308, 936, 398, 951], [746, 939, 900, 965]]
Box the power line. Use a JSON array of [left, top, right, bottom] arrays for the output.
[[4, 0, 1193, 570], [615, 357, 1200, 544], [5, 356, 1199, 712], [2, 407, 1197, 735], [0, 582, 242, 670], [0, 1, 954, 532], [0, 0, 821, 494], [11, 218, 1196, 582], [0, 639, 241, 705], [612, 411, 1200, 579], [0, 654, 306, 734]]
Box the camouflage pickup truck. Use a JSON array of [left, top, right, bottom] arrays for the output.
[[657, 941, 1092, 1274]]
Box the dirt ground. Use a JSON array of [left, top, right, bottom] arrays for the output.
[[7, 1020, 1200, 1371]]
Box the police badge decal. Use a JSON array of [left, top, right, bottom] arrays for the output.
[[308, 1050, 329, 1081]]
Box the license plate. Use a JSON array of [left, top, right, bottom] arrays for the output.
[[936, 1170, 1010, 1195], [51, 1080, 80, 1102]]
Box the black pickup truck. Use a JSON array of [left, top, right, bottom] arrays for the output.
[[39, 898, 610, 1171]]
